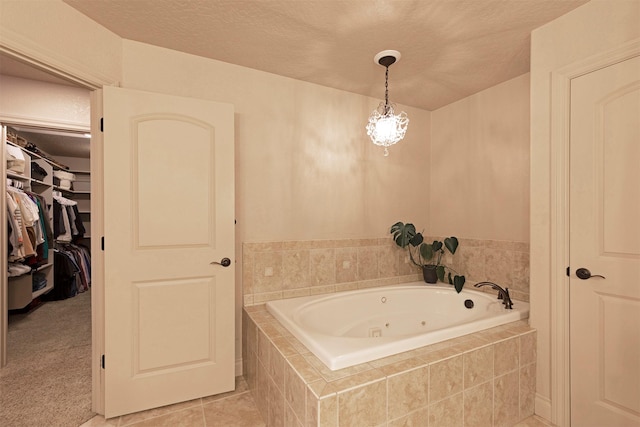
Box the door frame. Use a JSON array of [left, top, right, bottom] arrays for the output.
[[548, 39, 640, 426], [0, 40, 115, 415]]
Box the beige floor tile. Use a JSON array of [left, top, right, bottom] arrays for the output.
[[514, 415, 556, 427], [201, 376, 249, 404], [126, 406, 205, 427], [79, 415, 119, 427], [119, 398, 203, 426], [202, 392, 265, 427]]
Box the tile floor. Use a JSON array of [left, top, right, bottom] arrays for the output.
[[80, 376, 553, 427], [80, 377, 264, 427]]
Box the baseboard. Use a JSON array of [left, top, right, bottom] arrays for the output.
[[235, 357, 243, 377], [535, 393, 552, 423]]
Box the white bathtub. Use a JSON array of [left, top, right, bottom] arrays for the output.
[[266, 282, 529, 370]]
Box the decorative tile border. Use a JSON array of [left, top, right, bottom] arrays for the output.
[[242, 237, 530, 305]]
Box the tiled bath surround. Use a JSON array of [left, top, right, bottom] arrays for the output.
[[243, 306, 536, 426], [242, 237, 533, 426], [242, 237, 530, 306]]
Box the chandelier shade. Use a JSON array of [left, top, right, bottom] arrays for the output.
[[367, 50, 409, 156]]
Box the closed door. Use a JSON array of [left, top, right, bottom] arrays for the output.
[[102, 86, 235, 417], [570, 55, 640, 426]]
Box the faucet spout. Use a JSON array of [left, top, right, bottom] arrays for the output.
[[474, 282, 513, 309]]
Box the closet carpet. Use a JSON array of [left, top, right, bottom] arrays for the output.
[[1, 289, 94, 427]]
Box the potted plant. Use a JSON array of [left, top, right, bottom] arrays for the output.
[[390, 221, 466, 292]]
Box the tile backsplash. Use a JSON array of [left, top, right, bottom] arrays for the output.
[[242, 237, 529, 306]]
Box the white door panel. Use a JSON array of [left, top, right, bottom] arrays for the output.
[[102, 86, 235, 417], [570, 55, 640, 426]]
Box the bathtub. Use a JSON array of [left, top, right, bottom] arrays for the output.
[[266, 282, 529, 370]]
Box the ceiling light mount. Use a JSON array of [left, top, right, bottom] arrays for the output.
[[373, 50, 401, 68], [366, 50, 409, 156]]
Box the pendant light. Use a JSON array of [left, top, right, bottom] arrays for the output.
[[366, 50, 409, 156]]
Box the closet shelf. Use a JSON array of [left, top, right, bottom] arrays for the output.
[[35, 262, 53, 272], [6, 140, 67, 170], [7, 262, 53, 280], [33, 282, 54, 299], [31, 178, 51, 187], [53, 185, 90, 195], [7, 171, 28, 180]]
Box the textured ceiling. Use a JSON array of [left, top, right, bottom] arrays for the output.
[[11, 128, 90, 158], [62, 0, 587, 110]]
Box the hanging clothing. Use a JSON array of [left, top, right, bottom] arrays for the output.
[[57, 244, 90, 292], [53, 194, 85, 242], [44, 250, 79, 301], [70, 204, 86, 237], [6, 185, 52, 276], [44, 245, 91, 299], [6, 190, 24, 261], [7, 188, 37, 259], [32, 195, 51, 260]]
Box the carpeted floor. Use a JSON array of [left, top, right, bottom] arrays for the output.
[[0, 290, 94, 427]]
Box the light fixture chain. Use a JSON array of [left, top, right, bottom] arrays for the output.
[[384, 66, 390, 112]]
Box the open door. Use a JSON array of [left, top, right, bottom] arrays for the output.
[[102, 86, 235, 417], [1, 125, 7, 368]]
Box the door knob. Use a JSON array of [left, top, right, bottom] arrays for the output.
[[211, 258, 231, 267], [576, 268, 605, 280]]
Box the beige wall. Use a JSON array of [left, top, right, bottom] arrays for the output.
[[120, 40, 431, 242], [430, 73, 530, 243], [119, 40, 431, 369], [530, 0, 640, 422]]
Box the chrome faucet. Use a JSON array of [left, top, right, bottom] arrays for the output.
[[474, 282, 513, 309]]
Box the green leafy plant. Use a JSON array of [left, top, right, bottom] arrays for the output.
[[390, 221, 466, 292]]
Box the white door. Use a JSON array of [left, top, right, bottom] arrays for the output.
[[102, 86, 235, 417], [570, 55, 640, 426]]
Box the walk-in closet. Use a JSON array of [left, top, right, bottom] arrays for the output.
[[1, 56, 95, 426], [6, 127, 92, 307]]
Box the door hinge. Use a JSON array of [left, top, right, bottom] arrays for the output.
[[101, 236, 104, 251], [101, 354, 105, 369], [566, 266, 570, 277], [100, 118, 104, 132]]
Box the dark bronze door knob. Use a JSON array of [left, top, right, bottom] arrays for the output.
[[211, 258, 232, 267], [576, 268, 605, 280]]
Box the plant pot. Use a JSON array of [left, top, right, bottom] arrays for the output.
[[422, 265, 438, 284]]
